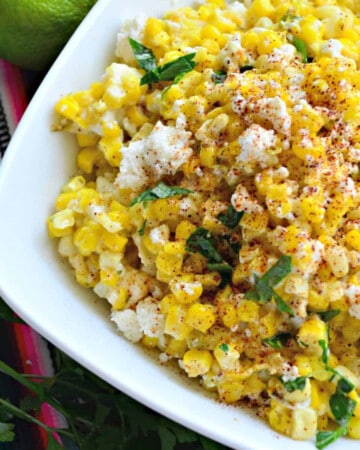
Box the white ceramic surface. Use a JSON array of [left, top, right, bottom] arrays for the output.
[[0, 1, 356, 449]]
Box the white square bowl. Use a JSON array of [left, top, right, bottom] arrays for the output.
[[0, 1, 356, 449]]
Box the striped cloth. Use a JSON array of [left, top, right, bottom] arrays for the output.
[[0, 59, 65, 449]]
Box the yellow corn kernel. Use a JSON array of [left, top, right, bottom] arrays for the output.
[[100, 269, 118, 288], [214, 343, 240, 371], [349, 391, 360, 418], [175, 220, 197, 240], [166, 338, 188, 357], [260, 312, 277, 339], [77, 188, 99, 212], [290, 408, 317, 440], [47, 209, 75, 238], [310, 380, 329, 415], [295, 355, 312, 377], [257, 31, 283, 54], [55, 95, 79, 121], [76, 133, 98, 147], [156, 251, 183, 281], [77, 147, 101, 174], [307, 289, 329, 311], [201, 24, 226, 46], [266, 184, 292, 218], [217, 379, 246, 403], [73, 225, 100, 256], [345, 229, 360, 252], [297, 316, 328, 353], [199, 146, 217, 168], [170, 277, 203, 304], [163, 241, 186, 256], [101, 230, 128, 253], [126, 106, 149, 127], [165, 304, 192, 340], [55, 192, 77, 211], [62, 175, 86, 193], [141, 335, 159, 348], [268, 399, 292, 435], [182, 349, 212, 377], [236, 301, 259, 323], [143, 17, 164, 47], [349, 417, 360, 439], [185, 303, 216, 332], [98, 136, 122, 167], [325, 245, 349, 278], [160, 294, 177, 315], [112, 288, 128, 311]]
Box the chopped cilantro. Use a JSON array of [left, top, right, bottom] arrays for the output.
[[239, 65, 254, 73], [217, 205, 244, 229], [280, 376, 307, 393], [262, 332, 292, 349], [130, 182, 193, 206], [138, 219, 147, 236], [317, 310, 340, 322], [212, 70, 227, 84], [130, 38, 196, 87], [186, 228, 223, 264], [219, 343, 229, 352], [291, 37, 308, 63], [245, 256, 294, 316]]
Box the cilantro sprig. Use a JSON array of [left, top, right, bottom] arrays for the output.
[[129, 38, 196, 86], [130, 182, 193, 206], [245, 256, 294, 316], [280, 376, 307, 393], [290, 37, 308, 63], [262, 332, 292, 349], [0, 299, 227, 450], [316, 339, 356, 449], [212, 70, 227, 84], [217, 205, 244, 229]]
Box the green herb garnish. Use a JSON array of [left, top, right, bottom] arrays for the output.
[[317, 310, 340, 322], [245, 256, 294, 315], [130, 182, 193, 206], [130, 38, 196, 86], [316, 339, 356, 449], [207, 262, 233, 273], [239, 65, 254, 73], [292, 37, 308, 63], [139, 219, 147, 236], [217, 205, 244, 229], [280, 376, 307, 393], [186, 228, 223, 263], [212, 70, 227, 84], [262, 332, 292, 349], [219, 343, 229, 352], [129, 38, 157, 72]]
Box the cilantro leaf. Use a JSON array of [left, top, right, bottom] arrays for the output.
[[212, 70, 227, 84], [262, 332, 292, 349], [319, 339, 329, 365], [273, 291, 295, 316], [217, 205, 244, 229], [0, 422, 15, 442], [128, 38, 157, 72], [317, 310, 340, 322], [156, 53, 196, 82], [258, 255, 292, 288], [292, 37, 308, 63], [219, 343, 229, 352], [337, 377, 355, 394], [130, 182, 193, 206], [186, 228, 223, 263], [330, 390, 356, 423], [316, 427, 348, 450], [245, 256, 293, 315], [280, 376, 307, 393]]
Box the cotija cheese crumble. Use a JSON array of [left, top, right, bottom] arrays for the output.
[[48, 0, 360, 447]]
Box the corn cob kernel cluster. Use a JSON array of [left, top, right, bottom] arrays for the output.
[[49, 0, 360, 445]]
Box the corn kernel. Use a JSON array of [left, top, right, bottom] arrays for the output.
[[186, 303, 216, 332], [182, 349, 212, 377]]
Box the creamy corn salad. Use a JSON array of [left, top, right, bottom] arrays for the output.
[[48, 0, 360, 446]]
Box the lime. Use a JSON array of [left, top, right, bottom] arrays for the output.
[[0, 0, 98, 70]]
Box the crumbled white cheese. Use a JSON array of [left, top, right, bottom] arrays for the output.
[[321, 39, 343, 58], [219, 32, 245, 69], [111, 309, 143, 342], [136, 297, 165, 338], [349, 304, 360, 320], [103, 63, 142, 104], [256, 96, 292, 135], [266, 44, 296, 70], [115, 15, 147, 63], [231, 182, 263, 214], [281, 362, 300, 382], [234, 124, 277, 173], [114, 121, 192, 191], [149, 224, 169, 245]]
